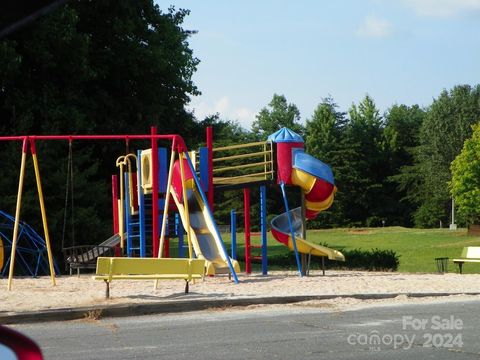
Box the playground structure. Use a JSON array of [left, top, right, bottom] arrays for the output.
[[2, 131, 240, 290], [0, 210, 59, 277], [2, 126, 343, 290], [268, 128, 345, 273], [208, 127, 344, 275], [115, 146, 240, 276]]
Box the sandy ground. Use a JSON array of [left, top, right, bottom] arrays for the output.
[[1, 270, 480, 315]]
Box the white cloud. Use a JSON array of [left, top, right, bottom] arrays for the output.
[[213, 96, 229, 114], [403, 0, 480, 17], [356, 15, 393, 38], [232, 107, 256, 126], [188, 96, 256, 129]]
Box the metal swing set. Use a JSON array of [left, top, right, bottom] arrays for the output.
[[1, 129, 240, 291]]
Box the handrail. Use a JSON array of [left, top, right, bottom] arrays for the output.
[[211, 140, 273, 185], [213, 141, 266, 151], [214, 170, 273, 183], [213, 150, 270, 163], [213, 161, 271, 174]]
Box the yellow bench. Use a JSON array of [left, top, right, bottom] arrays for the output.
[[453, 247, 480, 274], [93, 257, 205, 298]]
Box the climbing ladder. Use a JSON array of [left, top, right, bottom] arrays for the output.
[[124, 148, 182, 258]]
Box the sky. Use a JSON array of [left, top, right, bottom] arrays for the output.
[[158, 0, 480, 129]]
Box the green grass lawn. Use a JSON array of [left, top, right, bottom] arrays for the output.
[[215, 227, 480, 274]]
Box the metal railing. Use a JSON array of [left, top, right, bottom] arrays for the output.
[[212, 141, 273, 186]]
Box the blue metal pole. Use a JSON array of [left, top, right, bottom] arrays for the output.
[[230, 210, 237, 260], [280, 182, 302, 277], [184, 152, 239, 284], [34, 253, 41, 277], [177, 213, 185, 258], [260, 185, 268, 275], [2, 257, 10, 276]]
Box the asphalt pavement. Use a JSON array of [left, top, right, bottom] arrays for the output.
[[11, 299, 480, 360]]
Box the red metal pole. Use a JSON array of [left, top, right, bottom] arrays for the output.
[[112, 175, 119, 234], [151, 126, 159, 258], [206, 126, 214, 212], [0, 134, 188, 148], [164, 237, 170, 258], [244, 188, 251, 274], [18, 134, 179, 141]]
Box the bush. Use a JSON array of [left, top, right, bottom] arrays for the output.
[[339, 248, 399, 271], [241, 246, 400, 271], [366, 216, 384, 228]]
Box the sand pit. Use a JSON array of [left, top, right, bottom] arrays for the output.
[[1, 270, 480, 315]]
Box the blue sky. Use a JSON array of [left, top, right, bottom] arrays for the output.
[[159, 0, 480, 129]]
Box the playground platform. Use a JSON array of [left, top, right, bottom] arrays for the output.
[[1, 270, 480, 324]]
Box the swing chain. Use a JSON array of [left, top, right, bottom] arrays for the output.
[[61, 141, 75, 250]]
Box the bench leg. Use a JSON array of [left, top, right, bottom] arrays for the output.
[[185, 280, 189, 294], [104, 280, 110, 299], [458, 262, 463, 274]]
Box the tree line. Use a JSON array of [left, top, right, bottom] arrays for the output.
[[210, 86, 480, 230]]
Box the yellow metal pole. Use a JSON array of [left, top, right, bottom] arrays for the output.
[[117, 199, 122, 229], [213, 141, 266, 151], [179, 152, 193, 259], [119, 163, 124, 250], [8, 138, 28, 291], [30, 140, 56, 286], [124, 154, 137, 214], [158, 149, 176, 258], [264, 143, 267, 179], [213, 150, 270, 163], [212, 160, 271, 174], [115, 156, 125, 250]]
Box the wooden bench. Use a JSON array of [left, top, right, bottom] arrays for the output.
[[453, 247, 480, 274], [93, 257, 205, 298]]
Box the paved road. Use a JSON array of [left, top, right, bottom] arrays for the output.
[[12, 300, 480, 359]]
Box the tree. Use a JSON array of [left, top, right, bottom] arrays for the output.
[[346, 95, 386, 226], [0, 1, 200, 251], [305, 97, 346, 160], [0, 1, 200, 137], [384, 104, 424, 168], [198, 114, 255, 147], [411, 85, 480, 227], [384, 104, 425, 226], [251, 94, 303, 139], [450, 123, 480, 225], [305, 97, 348, 227], [72, 1, 200, 136]]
